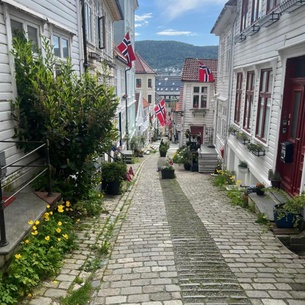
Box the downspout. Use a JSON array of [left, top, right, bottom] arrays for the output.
[[224, 6, 238, 169], [80, 0, 88, 71]]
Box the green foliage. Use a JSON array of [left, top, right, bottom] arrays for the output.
[[256, 212, 269, 225], [172, 146, 192, 164], [60, 281, 93, 305], [135, 40, 218, 70], [101, 161, 127, 183], [238, 160, 248, 168], [0, 203, 77, 304], [11, 36, 119, 200], [212, 169, 236, 187], [227, 189, 248, 208]]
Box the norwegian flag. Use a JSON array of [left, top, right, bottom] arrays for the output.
[[199, 61, 215, 82], [117, 32, 136, 68], [154, 99, 166, 126]]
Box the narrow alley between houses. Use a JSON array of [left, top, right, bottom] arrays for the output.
[[26, 144, 305, 305]]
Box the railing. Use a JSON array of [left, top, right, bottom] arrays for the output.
[[0, 140, 52, 247]]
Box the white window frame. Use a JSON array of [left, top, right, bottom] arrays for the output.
[[52, 32, 71, 60], [192, 85, 208, 109], [85, 2, 94, 43], [10, 17, 40, 52]]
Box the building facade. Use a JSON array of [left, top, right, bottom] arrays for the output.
[[212, 0, 305, 195]]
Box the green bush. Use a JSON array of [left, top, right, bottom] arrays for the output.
[[11, 36, 119, 200], [0, 202, 77, 304]]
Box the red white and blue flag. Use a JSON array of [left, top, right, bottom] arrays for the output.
[[154, 99, 166, 126], [199, 61, 214, 82], [118, 32, 136, 68]]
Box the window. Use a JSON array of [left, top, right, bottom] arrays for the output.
[[267, 0, 278, 12], [53, 34, 69, 59], [243, 71, 255, 131], [256, 69, 272, 141], [11, 19, 39, 52], [251, 0, 261, 23], [148, 95, 152, 103], [136, 79, 142, 88], [241, 0, 249, 31], [234, 73, 243, 125], [85, 2, 93, 43], [98, 16, 105, 49], [148, 79, 152, 88], [192, 86, 208, 109]]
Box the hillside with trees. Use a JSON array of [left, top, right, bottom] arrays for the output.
[[135, 40, 218, 73]]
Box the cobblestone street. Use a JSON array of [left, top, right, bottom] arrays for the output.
[[26, 146, 305, 305]]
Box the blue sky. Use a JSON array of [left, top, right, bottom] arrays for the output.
[[135, 0, 228, 46]]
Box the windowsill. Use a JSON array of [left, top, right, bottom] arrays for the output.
[[191, 108, 208, 111]]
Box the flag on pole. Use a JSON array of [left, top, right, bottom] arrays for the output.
[[198, 61, 214, 82], [117, 32, 136, 68], [154, 99, 166, 126]]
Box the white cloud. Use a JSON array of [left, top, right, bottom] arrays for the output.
[[156, 29, 195, 36], [156, 0, 227, 19], [135, 13, 152, 22]]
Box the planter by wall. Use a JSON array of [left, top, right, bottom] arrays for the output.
[[161, 169, 175, 179]]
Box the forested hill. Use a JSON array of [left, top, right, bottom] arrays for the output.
[[135, 40, 218, 72]]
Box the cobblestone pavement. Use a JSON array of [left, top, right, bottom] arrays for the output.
[[26, 145, 305, 305]]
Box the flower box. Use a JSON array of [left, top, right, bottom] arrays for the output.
[[161, 169, 175, 179]]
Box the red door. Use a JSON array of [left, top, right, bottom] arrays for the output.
[[278, 81, 305, 195]]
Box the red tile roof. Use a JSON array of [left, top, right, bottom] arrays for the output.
[[135, 53, 156, 74], [181, 58, 218, 82]]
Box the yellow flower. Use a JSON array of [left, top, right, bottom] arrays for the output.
[[58, 221, 62, 226], [31, 230, 38, 236], [58, 238, 61, 241], [49, 211, 53, 215], [65, 201, 71, 207], [32, 226, 37, 231], [76, 219, 80, 223], [35, 220, 40, 225], [27, 293, 32, 298], [58, 205, 64, 213], [28, 220, 34, 225], [15, 253, 22, 259], [236, 180, 242, 186], [53, 280, 58, 284], [56, 228, 62, 234], [62, 234, 69, 240], [25, 239, 30, 244], [45, 236, 50, 241], [46, 204, 50, 209]]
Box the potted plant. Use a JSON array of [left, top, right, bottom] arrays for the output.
[[255, 182, 265, 196], [101, 161, 127, 195], [238, 160, 248, 173], [247, 143, 265, 156], [236, 131, 250, 144], [268, 169, 281, 188], [274, 194, 305, 228], [160, 157, 175, 179], [228, 125, 238, 135], [159, 140, 169, 157], [172, 146, 192, 170]]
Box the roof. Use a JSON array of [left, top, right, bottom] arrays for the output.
[[155, 76, 182, 94], [135, 53, 156, 74], [181, 58, 218, 82]]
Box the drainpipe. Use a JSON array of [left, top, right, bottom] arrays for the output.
[[125, 67, 131, 150], [80, 0, 88, 71]]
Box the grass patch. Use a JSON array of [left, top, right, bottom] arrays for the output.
[[60, 282, 93, 305]]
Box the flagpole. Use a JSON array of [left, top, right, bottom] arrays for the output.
[[125, 67, 131, 150]]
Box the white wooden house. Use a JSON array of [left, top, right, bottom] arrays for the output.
[[0, 0, 82, 188], [212, 0, 305, 195], [180, 58, 218, 147], [135, 52, 156, 143]]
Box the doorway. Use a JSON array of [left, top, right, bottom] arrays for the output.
[[277, 56, 305, 195]]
